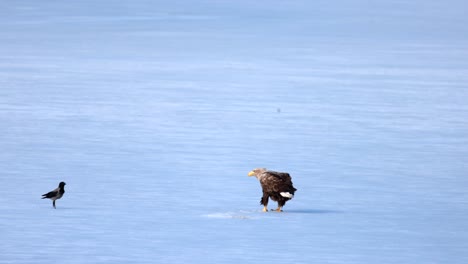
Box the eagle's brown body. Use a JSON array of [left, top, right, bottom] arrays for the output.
[[248, 168, 297, 212]]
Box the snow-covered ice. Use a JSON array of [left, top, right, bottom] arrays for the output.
[[1, 0, 468, 263]]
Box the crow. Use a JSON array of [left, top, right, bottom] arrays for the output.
[[42, 182, 66, 209]]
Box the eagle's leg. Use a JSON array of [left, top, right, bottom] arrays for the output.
[[261, 192, 269, 212], [273, 206, 283, 212], [272, 200, 285, 212], [53, 200, 56, 209]]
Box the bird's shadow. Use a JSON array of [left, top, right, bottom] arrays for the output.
[[285, 209, 342, 214]]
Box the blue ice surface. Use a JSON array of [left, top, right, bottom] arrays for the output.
[[1, 0, 468, 263]]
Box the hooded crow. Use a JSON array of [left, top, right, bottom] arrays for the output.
[[42, 182, 66, 208]]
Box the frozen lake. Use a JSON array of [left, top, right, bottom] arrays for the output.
[[1, 1, 468, 263]]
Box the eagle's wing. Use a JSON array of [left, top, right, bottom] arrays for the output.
[[266, 171, 293, 184], [263, 171, 297, 193]]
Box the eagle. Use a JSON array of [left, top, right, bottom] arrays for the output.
[[42, 182, 66, 209], [248, 168, 297, 212]]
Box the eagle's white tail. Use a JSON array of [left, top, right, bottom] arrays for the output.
[[280, 192, 294, 198]]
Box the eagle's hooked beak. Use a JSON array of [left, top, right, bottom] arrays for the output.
[[248, 171, 255, 177]]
